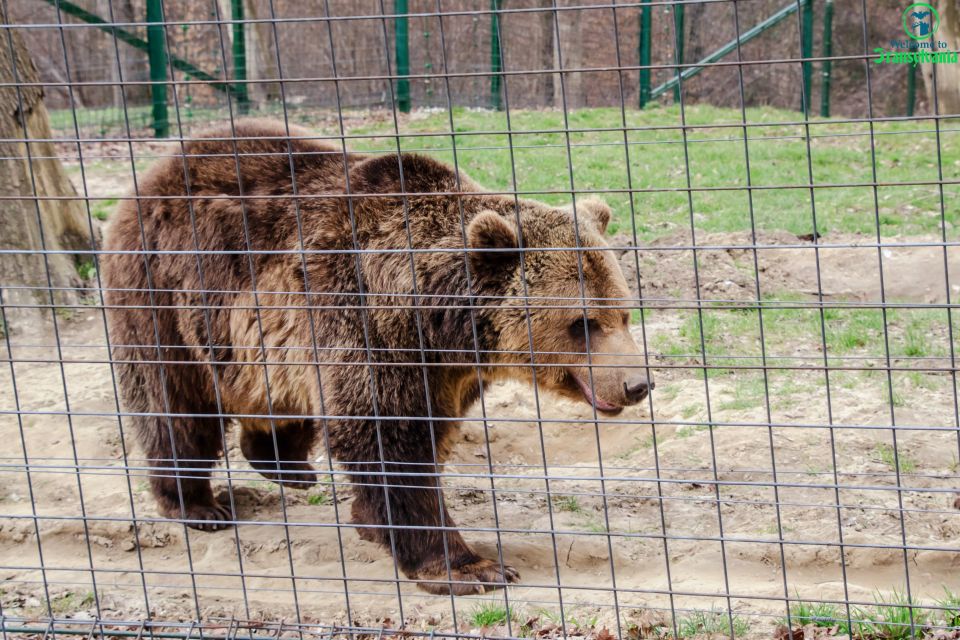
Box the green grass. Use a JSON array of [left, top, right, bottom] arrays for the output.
[[788, 600, 848, 632], [535, 608, 600, 631], [675, 424, 708, 438], [307, 491, 330, 506], [852, 590, 927, 640], [717, 374, 767, 411], [675, 609, 749, 638], [91, 198, 117, 221], [76, 259, 97, 282], [48, 591, 96, 615], [785, 590, 960, 638], [552, 495, 584, 514], [58, 104, 960, 239], [340, 105, 960, 240], [874, 443, 917, 474], [936, 587, 960, 628], [470, 603, 512, 628], [679, 404, 701, 419], [649, 293, 953, 368]]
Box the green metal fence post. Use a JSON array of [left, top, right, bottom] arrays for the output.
[[231, 0, 250, 114], [801, 0, 814, 114], [639, 0, 652, 107], [146, 0, 168, 137], [490, 0, 503, 110], [395, 0, 411, 113], [673, 1, 684, 103], [820, 0, 833, 117]]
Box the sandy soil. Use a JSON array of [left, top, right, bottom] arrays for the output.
[[2, 230, 960, 639]]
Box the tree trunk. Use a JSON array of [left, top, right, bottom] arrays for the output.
[[538, 1, 555, 107], [244, 0, 280, 105], [0, 13, 92, 324], [921, 1, 960, 114]]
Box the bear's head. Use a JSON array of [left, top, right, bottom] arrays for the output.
[[468, 197, 653, 415]]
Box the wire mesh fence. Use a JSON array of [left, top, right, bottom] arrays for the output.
[[2, 1, 960, 639]]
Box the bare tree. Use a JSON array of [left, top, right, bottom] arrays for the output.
[[920, 1, 960, 114], [537, 0, 555, 107], [0, 14, 92, 322]]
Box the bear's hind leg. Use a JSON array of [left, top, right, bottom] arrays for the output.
[[239, 420, 319, 489]]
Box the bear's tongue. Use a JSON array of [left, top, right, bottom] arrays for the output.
[[570, 372, 622, 413]]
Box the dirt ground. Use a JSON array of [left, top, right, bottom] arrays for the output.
[[2, 181, 960, 636]]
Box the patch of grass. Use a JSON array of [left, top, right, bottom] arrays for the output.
[[936, 587, 960, 628], [307, 491, 330, 506], [617, 434, 656, 459], [680, 404, 701, 419], [717, 375, 767, 412], [905, 370, 939, 391], [49, 591, 96, 614], [536, 609, 600, 631], [675, 609, 749, 638], [852, 589, 927, 640], [244, 480, 279, 492], [676, 424, 708, 439], [652, 295, 951, 366], [657, 383, 681, 403], [77, 259, 97, 282], [566, 614, 600, 630], [582, 519, 608, 534], [470, 603, 512, 628], [824, 309, 885, 354], [553, 495, 583, 514], [788, 600, 847, 631], [91, 198, 117, 221], [901, 323, 930, 358], [874, 443, 917, 474]]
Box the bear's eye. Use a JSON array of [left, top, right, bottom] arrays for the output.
[[569, 317, 602, 339]]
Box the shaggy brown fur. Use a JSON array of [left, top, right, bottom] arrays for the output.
[[102, 120, 652, 595]]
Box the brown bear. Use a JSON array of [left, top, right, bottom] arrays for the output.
[[101, 120, 653, 595]]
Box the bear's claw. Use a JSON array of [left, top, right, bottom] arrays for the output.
[[416, 558, 520, 595], [168, 499, 235, 532], [253, 462, 319, 489]]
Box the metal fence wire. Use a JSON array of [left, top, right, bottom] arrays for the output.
[[2, 1, 960, 639]]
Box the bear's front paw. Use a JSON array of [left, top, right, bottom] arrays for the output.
[[255, 462, 319, 489], [160, 498, 235, 532], [416, 558, 520, 595], [954, 494, 960, 510]]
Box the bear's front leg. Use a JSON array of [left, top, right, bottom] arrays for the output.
[[349, 447, 519, 595]]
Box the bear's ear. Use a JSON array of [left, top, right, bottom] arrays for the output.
[[568, 198, 611, 234], [466, 210, 519, 268]]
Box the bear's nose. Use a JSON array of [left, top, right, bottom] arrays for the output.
[[624, 376, 654, 403]]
